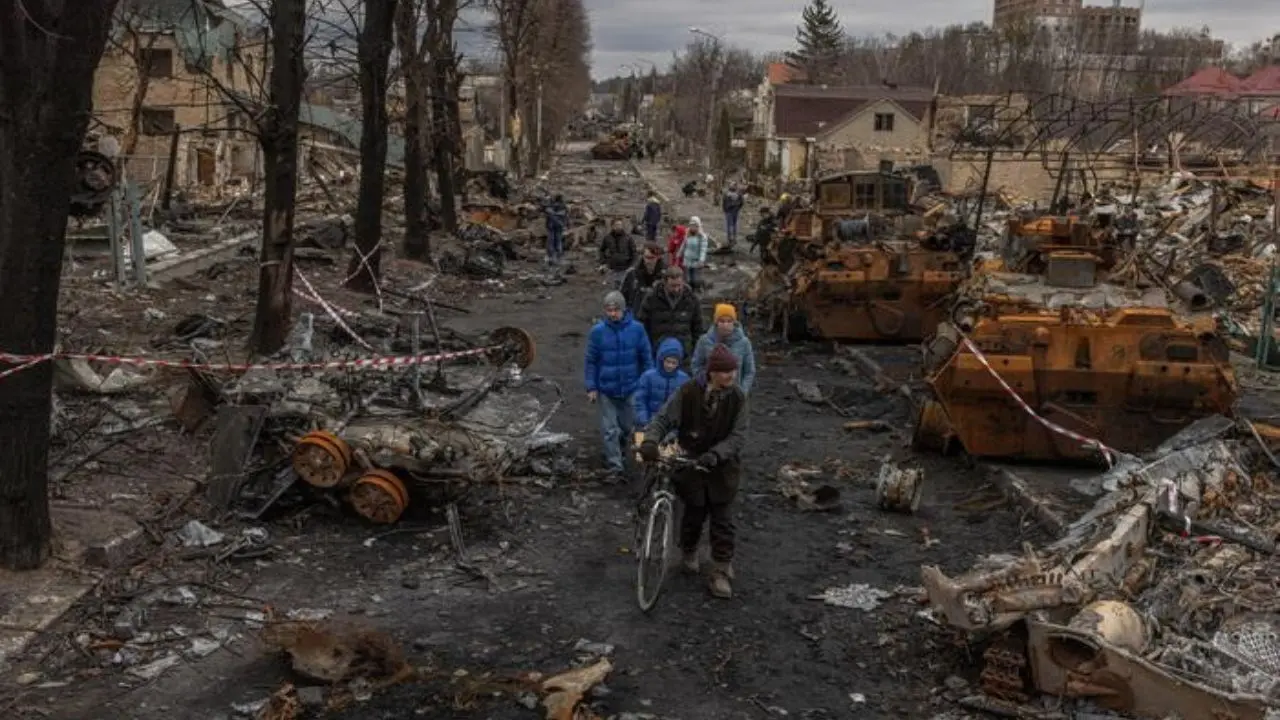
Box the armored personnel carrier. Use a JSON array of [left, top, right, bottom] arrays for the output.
[[913, 209, 1236, 463], [751, 169, 975, 342]]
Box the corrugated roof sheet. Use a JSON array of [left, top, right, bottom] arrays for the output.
[[1162, 66, 1243, 96], [300, 103, 406, 169], [773, 84, 932, 138]]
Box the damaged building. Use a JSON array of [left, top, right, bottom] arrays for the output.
[[92, 0, 266, 189]]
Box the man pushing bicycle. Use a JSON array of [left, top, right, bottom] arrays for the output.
[[638, 344, 749, 599]]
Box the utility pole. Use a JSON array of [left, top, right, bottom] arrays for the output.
[[690, 27, 723, 174], [535, 79, 544, 175], [704, 58, 720, 173], [499, 64, 507, 170]]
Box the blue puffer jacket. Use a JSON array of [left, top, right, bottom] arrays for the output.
[[584, 312, 653, 398], [634, 337, 691, 424]]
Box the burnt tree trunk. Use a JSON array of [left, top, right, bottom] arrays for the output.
[[347, 0, 398, 292], [395, 1, 431, 260], [427, 0, 459, 233], [248, 0, 306, 354], [0, 0, 120, 570]]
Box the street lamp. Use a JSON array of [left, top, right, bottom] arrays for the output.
[[689, 27, 724, 173]]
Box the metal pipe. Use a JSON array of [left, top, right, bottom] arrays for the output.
[[1172, 280, 1209, 310]]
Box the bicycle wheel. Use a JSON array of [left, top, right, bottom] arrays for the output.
[[636, 494, 675, 612]]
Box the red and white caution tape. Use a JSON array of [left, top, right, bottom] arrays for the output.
[[960, 337, 1118, 466], [0, 354, 58, 381], [293, 269, 376, 351], [0, 346, 496, 379]]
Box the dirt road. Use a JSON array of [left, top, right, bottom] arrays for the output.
[[8, 148, 1033, 720]]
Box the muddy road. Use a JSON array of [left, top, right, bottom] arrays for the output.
[[10, 148, 1034, 720]]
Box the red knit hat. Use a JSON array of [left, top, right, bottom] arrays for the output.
[[708, 344, 738, 373]]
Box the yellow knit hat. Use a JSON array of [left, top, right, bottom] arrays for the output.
[[714, 303, 737, 321]]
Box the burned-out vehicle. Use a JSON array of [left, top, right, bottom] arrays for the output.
[[750, 169, 975, 342], [913, 209, 1237, 463], [590, 129, 632, 160]]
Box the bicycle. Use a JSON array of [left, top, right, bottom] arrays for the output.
[[634, 451, 707, 612]]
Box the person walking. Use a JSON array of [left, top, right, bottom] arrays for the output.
[[584, 291, 653, 478], [619, 242, 666, 311], [636, 265, 704, 359], [666, 224, 688, 270], [633, 337, 691, 428], [721, 183, 745, 249], [642, 195, 662, 243], [682, 217, 709, 291], [598, 219, 637, 287], [691, 304, 757, 394], [639, 344, 748, 599], [544, 194, 569, 266]]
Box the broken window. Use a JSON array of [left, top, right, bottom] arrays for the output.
[[854, 181, 876, 208], [227, 110, 242, 135], [874, 113, 895, 132], [883, 180, 908, 210], [141, 107, 176, 135], [140, 48, 173, 78]]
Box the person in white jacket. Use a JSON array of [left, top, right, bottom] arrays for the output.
[[682, 216, 709, 290]]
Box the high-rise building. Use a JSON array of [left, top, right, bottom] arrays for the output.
[[992, 0, 1142, 55]]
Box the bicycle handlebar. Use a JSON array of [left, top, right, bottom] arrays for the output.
[[651, 454, 709, 472]]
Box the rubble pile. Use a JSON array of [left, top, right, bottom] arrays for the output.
[[921, 419, 1280, 718]]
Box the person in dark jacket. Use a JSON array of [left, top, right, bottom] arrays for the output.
[[639, 344, 748, 599], [544, 194, 569, 265], [598, 219, 637, 286], [633, 337, 690, 426], [635, 266, 704, 359], [584, 291, 653, 476], [721, 183, 745, 248], [750, 206, 778, 264], [641, 195, 662, 242], [619, 242, 665, 311]]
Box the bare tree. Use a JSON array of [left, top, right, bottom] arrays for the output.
[[346, 0, 397, 292], [248, 0, 308, 352], [521, 0, 591, 173], [486, 0, 538, 176], [0, 0, 120, 570], [394, 0, 432, 259], [426, 0, 463, 232]]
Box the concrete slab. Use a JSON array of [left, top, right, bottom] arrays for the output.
[[0, 565, 100, 670], [52, 505, 148, 570]]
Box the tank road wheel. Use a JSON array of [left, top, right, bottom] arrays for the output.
[[349, 468, 410, 524], [487, 326, 537, 369], [292, 430, 353, 488]]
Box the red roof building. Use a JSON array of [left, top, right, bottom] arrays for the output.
[[766, 62, 805, 85], [1240, 66, 1280, 96], [1162, 66, 1243, 97]]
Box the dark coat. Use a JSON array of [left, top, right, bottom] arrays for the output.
[[598, 230, 636, 271], [644, 379, 748, 504], [642, 200, 662, 228], [619, 256, 666, 310], [635, 284, 704, 357], [544, 201, 568, 231]]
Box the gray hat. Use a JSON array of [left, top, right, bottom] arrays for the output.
[[603, 291, 626, 310]]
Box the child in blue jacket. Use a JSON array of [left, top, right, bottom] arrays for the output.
[[634, 337, 691, 426]]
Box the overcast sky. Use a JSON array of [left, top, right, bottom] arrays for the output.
[[584, 0, 1278, 79]]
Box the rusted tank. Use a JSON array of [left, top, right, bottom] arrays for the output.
[[753, 170, 975, 342], [914, 280, 1237, 462], [590, 130, 631, 160], [913, 204, 1235, 463]]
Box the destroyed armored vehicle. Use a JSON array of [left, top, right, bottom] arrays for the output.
[[922, 439, 1280, 718], [914, 210, 1238, 463], [751, 170, 975, 342], [590, 129, 632, 160]]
